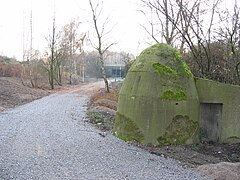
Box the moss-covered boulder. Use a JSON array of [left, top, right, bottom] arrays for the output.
[[114, 43, 199, 146]]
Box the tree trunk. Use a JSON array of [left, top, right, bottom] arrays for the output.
[[99, 53, 109, 92]]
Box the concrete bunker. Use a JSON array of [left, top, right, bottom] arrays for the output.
[[200, 103, 223, 143], [196, 78, 240, 144], [114, 43, 199, 146], [114, 44, 240, 146]]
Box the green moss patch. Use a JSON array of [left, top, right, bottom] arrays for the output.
[[173, 52, 192, 78], [152, 63, 177, 77], [141, 44, 175, 58], [160, 90, 187, 101], [182, 61, 192, 78], [114, 112, 144, 143], [175, 52, 182, 61], [157, 115, 198, 146]]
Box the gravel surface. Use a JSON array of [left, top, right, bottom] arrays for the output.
[[0, 84, 204, 179]]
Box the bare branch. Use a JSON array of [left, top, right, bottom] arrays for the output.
[[88, 0, 116, 92], [102, 42, 117, 54]]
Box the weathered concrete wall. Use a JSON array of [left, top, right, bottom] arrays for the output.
[[195, 78, 240, 143], [114, 44, 200, 146]]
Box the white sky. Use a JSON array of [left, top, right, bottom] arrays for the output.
[[0, 0, 150, 60], [0, 0, 236, 60]]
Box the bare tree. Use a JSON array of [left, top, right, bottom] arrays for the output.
[[120, 51, 135, 65], [22, 9, 40, 88], [83, 51, 102, 78], [53, 48, 65, 86], [141, 0, 221, 78], [217, 1, 240, 82], [140, 0, 181, 45], [44, 13, 57, 89], [59, 20, 86, 84], [120, 51, 135, 77], [88, 0, 116, 92]]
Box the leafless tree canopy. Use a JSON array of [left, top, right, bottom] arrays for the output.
[[140, 0, 240, 84]]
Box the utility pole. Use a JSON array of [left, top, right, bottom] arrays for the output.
[[29, 8, 35, 87], [21, 10, 26, 86], [49, 11, 56, 89], [30, 9, 33, 62], [22, 11, 25, 62]]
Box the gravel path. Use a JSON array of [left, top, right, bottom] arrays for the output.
[[0, 83, 204, 180]]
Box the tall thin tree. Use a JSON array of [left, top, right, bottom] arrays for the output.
[[49, 13, 56, 89], [88, 0, 116, 92]]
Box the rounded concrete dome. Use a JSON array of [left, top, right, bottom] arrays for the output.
[[114, 44, 199, 146]]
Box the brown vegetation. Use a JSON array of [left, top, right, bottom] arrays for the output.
[[0, 77, 50, 111], [87, 83, 119, 131]]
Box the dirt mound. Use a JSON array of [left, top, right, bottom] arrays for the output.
[[140, 142, 240, 168], [92, 99, 117, 110], [87, 85, 119, 132], [0, 77, 50, 111], [89, 106, 116, 116], [195, 162, 240, 180]]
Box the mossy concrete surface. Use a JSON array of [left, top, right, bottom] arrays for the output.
[[114, 44, 199, 146], [195, 78, 240, 143], [157, 115, 198, 145]]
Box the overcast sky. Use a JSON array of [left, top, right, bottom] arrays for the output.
[[0, 0, 236, 60], [0, 0, 151, 60]]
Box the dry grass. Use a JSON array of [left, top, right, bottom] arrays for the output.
[[0, 77, 51, 110], [87, 84, 121, 132], [89, 87, 119, 107]]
